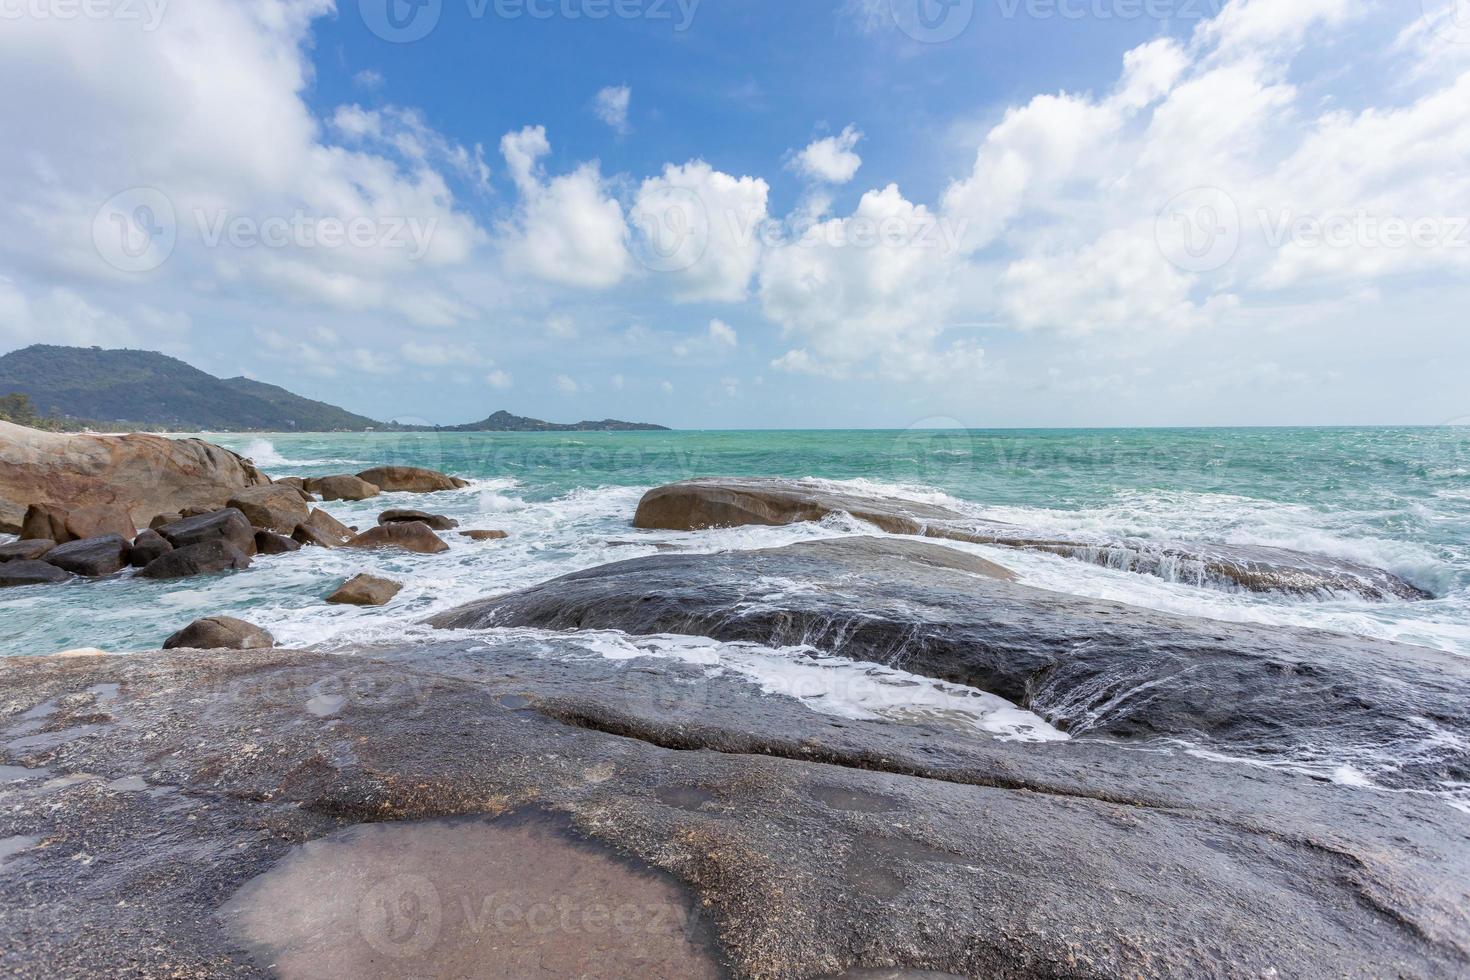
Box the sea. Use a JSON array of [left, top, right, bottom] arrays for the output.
[[4, 427, 1469, 806]]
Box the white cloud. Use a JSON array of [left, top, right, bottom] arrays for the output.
[[353, 69, 384, 90], [554, 374, 580, 394], [486, 369, 513, 389], [792, 126, 863, 184], [593, 85, 632, 136], [630, 161, 770, 302], [708, 319, 738, 347]]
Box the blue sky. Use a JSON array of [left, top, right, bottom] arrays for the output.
[[2, 0, 1468, 428]]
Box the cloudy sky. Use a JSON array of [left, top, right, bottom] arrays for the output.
[[1, 0, 1467, 428]]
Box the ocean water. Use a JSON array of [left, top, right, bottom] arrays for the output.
[[4, 427, 1470, 801]]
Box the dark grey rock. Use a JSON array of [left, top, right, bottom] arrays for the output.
[[0, 539, 55, 562], [126, 529, 172, 568], [0, 559, 71, 587], [40, 534, 129, 577], [140, 540, 250, 580], [162, 616, 274, 651], [378, 509, 459, 531], [156, 508, 256, 557], [252, 530, 301, 556]]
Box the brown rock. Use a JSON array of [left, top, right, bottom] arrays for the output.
[[156, 508, 257, 557], [342, 521, 449, 555], [41, 534, 130, 577], [162, 616, 274, 651], [0, 421, 269, 534], [379, 508, 459, 531], [460, 529, 509, 542], [127, 529, 173, 568], [227, 485, 311, 535], [0, 539, 55, 562], [355, 466, 468, 494], [291, 523, 337, 549], [20, 503, 133, 545], [274, 477, 307, 491], [149, 513, 180, 530], [304, 508, 355, 546], [140, 540, 251, 580], [253, 530, 302, 556], [326, 574, 403, 607], [306, 475, 380, 502]]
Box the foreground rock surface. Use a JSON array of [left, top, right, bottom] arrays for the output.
[[0, 420, 268, 534], [0, 640, 1466, 977], [433, 537, 1470, 794], [634, 478, 1430, 601], [162, 616, 275, 650]]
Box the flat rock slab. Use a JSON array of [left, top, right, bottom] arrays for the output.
[[634, 478, 1429, 601], [432, 536, 1470, 795], [0, 640, 1466, 978]]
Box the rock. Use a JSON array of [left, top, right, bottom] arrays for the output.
[[140, 540, 251, 580], [156, 508, 257, 557], [633, 478, 1430, 601], [0, 420, 269, 534], [253, 530, 301, 556], [431, 536, 1470, 796], [148, 513, 179, 530], [162, 616, 274, 651], [460, 529, 509, 542], [303, 508, 354, 546], [304, 475, 379, 502], [342, 521, 448, 555], [0, 639, 1466, 978], [126, 529, 173, 568], [0, 539, 55, 562], [20, 503, 134, 544], [273, 477, 306, 491], [180, 506, 216, 519], [326, 574, 403, 606], [355, 466, 468, 494], [40, 534, 130, 577], [290, 524, 337, 549], [226, 485, 311, 535], [378, 508, 459, 531], [0, 559, 71, 587]]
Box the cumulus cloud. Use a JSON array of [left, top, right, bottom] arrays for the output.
[[630, 161, 770, 302], [708, 319, 738, 347], [792, 126, 863, 184], [593, 85, 632, 135]]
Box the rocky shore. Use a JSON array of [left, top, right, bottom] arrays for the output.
[[3, 429, 1469, 977]]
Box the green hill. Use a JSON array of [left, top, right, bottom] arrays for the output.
[[445, 410, 669, 432]]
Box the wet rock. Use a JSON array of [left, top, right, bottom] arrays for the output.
[[305, 475, 380, 502], [326, 574, 403, 606], [291, 523, 338, 549], [40, 534, 130, 577], [253, 530, 301, 556], [461, 529, 509, 542], [343, 521, 448, 555], [0, 539, 55, 562], [0, 559, 71, 587], [156, 508, 257, 557], [140, 540, 251, 580], [162, 616, 274, 651], [303, 508, 355, 545], [379, 509, 459, 531], [0, 420, 269, 533], [356, 466, 468, 494], [126, 529, 173, 568], [432, 536, 1470, 794], [634, 478, 1428, 601], [226, 485, 311, 535]]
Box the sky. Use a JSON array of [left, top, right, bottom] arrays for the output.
[[1, 0, 1468, 429]]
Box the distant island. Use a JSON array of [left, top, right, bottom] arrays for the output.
[[0, 345, 669, 433]]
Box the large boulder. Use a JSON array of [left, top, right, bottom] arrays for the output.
[[162, 616, 274, 651], [633, 478, 1430, 601], [126, 529, 173, 568], [431, 536, 1470, 796], [0, 539, 55, 562], [41, 534, 130, 577], [305, 475, 379, 502], [302, 508, 354, 546], [342, 521, 448, 554], [326, 573, 403, 606], [226, 485, 311, 535], [253, 530, 301, 556], [0, 420, 268, 534], [378, 508, 459, 531], [356, 466, 468, 494], [0, 559, 71, 587], [20, 503, 135, 544], [140, 540, 251, 580], [156, 508, 257, 557]]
